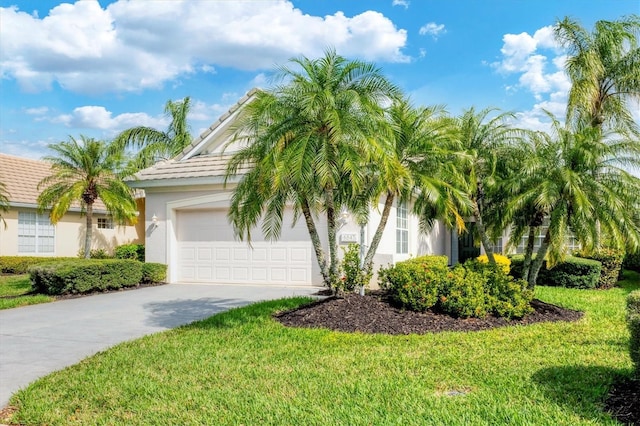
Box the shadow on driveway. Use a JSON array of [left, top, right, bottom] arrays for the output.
[[143, 298, 245, 328]]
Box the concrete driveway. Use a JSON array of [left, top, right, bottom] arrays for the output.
[[0, 283, 320, 407]]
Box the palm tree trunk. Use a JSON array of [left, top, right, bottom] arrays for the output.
[[325, 188, 339, 291], [84, 202, 93, 259], [301, 198, 331, 287], [521, 226, 537, 281], [527, 229, 551, 289], [472, 200, 496, 264], [363, 191, 395, 268]]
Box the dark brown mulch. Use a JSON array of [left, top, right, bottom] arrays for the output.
[[604, 376, 640, 426], [275, 291, 583, 335]]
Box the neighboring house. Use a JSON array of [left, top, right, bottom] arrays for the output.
[[129, 90, 460, 286], [0, 154, 144, 257]]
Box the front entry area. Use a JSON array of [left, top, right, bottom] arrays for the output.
[[175, 209, 315, 285]]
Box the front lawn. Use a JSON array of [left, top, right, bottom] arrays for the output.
[[6, 274, 639, 425], [0, 275, 53, 310]]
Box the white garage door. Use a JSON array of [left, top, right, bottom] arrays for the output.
[[176, 209, 314, 285]]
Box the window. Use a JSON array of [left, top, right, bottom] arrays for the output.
[[515, 219, 580, 254], [396, 201, 408, 254], [97, 217, 114, 229], [490, 237, 503, 254], [18, 212, 55, 253]]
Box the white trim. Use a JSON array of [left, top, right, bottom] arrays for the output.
[[165, 192, 234, 283]]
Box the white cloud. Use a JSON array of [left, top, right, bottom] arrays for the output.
[[24, 107, 49, 115], [392, 0, 410, 9], [52, 106, 168, 132], [0, 1, 409, 94], [189, 99, 235, 123], [419, 22, 446, 39]]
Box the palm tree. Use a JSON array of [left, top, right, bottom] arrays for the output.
[[446, 107, 521, 265], [0, 181, 9, 228], [555, 15, 640, 135], [361, 98, 469, 269], [226, 49, 400, 290], [114, 97, 193, 170], [506, 115, 640, 287], [38, 136, 138, 258]]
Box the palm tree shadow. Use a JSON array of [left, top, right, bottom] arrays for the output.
[[531, 365, 629, 423]]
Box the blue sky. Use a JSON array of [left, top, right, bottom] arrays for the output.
[[1, 0, 638, 160]]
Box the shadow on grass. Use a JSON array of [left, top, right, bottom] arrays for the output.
[[532, 365, 631, 423]]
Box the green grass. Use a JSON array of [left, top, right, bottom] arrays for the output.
[[6, 273, 640, 425], [0, 274, 53, 310]]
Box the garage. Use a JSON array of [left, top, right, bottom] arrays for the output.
[[176, 209, 315, 285]]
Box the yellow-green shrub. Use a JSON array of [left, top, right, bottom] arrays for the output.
[[476, 253, 511, 274]]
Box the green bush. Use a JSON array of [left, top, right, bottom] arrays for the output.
[[628, 291, 640, 376], [579, 248, 624, 289], [509, 255, 601, 289], [338, 244, 372, 292], [29, 259, 143, 295], [115, 244, 145, 261], [0, 256, 76, 274], [624, 251, 640, 273], [379, 260, 449, 312], [380, 258, 533, 319], [438, 265, 487, 318], [404, 255, 449, 269], [142, 263, 167, 283]]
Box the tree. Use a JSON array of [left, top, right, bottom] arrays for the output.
[[555, 15, 640, 135], [506, 115, 640, 288], [361, 98, 469, 269], [226, 49, 400, 290], [37, 136, 138, 258], [0, 181, 9, 228], [446, 107, 521, 265], [114, 97, 193, 170]]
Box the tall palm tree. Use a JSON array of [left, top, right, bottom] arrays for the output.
[[0, 181, 9, 228], [226, 49, 400, 290], [506, 115, 640, 287], [555, 15, 640, 135], [446, 107, 521, 264], [114, 97, 193, 170], [38, 136, 138, 258], [361, 98, 469, 268]]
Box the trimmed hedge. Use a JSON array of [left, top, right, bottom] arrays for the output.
[[379, 259, 533, 319], [115, 244, 145, 262], [0, 256, 77, 274], [404, 255, 449, 268], [628, 291, 640, 376], [579, 248, 624, 289], [476, 253, 511, 274], [142, 263, 167, 283], [510, 255, 602, 289], [624, 252, 640, 273], [29, 259, 143, 295]]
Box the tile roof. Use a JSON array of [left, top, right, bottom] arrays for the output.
[[131, 153, 251, 182], [0, 153, 107, 211]]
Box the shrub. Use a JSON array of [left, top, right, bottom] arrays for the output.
[[579, 248, 624, 289], [404, 255, 449, 269], [628, 291, 640, 376], [509, 255, 601, 289], [438, 265, 487, 318], [379, 260, 449, 312], [623, 251, 640, 273], [0, 256, 76, 274], [115, 244, 145, 261], [338, 244, 372, 292], [29, 259, 143, 295], [142, 263, 167, 283], [476, 253, 511, 274]]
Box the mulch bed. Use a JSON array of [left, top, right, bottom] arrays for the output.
[[275, 291, 583, 335], [604, 376, 640, 426]]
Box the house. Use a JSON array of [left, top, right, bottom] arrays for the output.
[[129, 90, 463, 286], [0, 154, 144, 257]]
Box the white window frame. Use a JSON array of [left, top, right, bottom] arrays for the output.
[[515, 219, 580, 254], [97, 217, 114, 229], [396, 200, 409, 254], [18, 211, 55, 254]]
